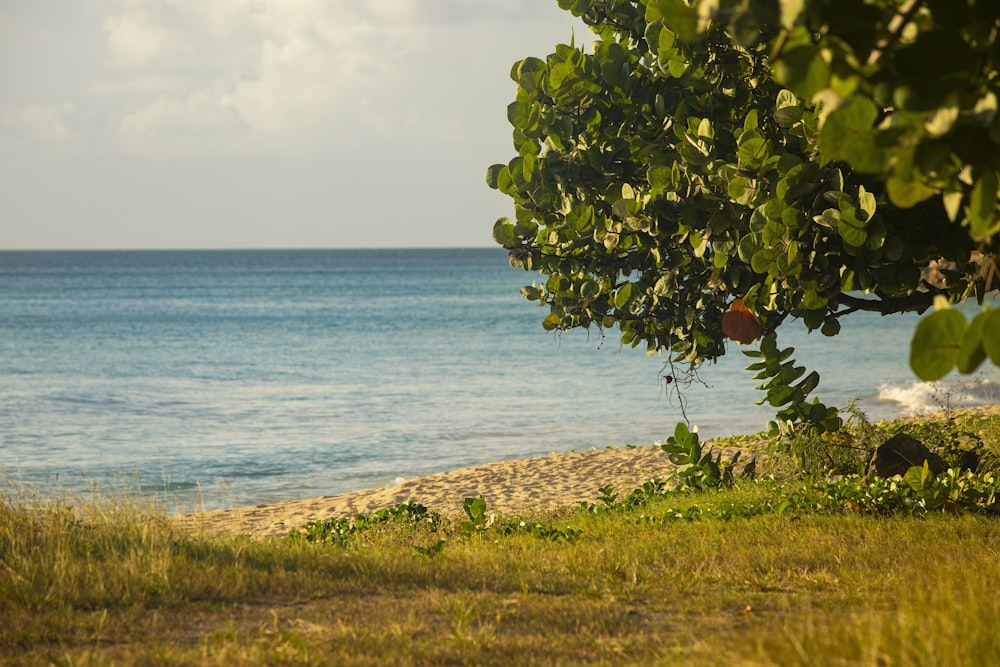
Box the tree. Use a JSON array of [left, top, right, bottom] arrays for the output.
[[487, 0, 1000, 434]]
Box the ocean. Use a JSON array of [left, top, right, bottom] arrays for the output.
[[1, 248, 997, 511]]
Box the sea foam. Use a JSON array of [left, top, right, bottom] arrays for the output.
[[876, 378, 999, 415]]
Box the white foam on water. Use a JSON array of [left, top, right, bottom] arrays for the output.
[[876, 378, 1000, 415]]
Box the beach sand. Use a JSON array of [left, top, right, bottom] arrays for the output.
[[171, 443, 743, 540]]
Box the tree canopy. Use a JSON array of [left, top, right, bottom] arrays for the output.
[[487, 0, 1000, 434]]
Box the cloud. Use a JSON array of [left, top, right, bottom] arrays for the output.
[[103, 9, 175, 71], [0, 104, 75, 144], [0, 0, 583, 154], [102, 0, 435, 153], [118, 86, 242, 153]]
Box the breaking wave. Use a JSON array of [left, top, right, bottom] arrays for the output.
[[876, 378, 1000, 416]]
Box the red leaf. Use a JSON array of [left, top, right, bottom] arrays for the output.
[[722, 299, 762, 344]]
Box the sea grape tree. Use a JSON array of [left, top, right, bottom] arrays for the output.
[[487, 0, 999, 434]]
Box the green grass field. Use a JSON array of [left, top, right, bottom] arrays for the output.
[[3, 410, 999, 666]]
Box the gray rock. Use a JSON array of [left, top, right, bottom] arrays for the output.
[[867, 433, 948, 478]]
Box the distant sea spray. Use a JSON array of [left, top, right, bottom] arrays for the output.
[[876, 378, 1000, 416], [1, 249, 997, 511]]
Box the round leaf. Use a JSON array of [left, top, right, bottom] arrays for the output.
[[774, 44, 830, 100], [956, 310, 989, 373], [983, 310, 1000, 365], [819, 97, 884, 173], [722, 299, 763, 344], [909, 309, 967, 380]]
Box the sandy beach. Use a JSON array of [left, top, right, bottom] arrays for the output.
[[172, 443, 743, 540]]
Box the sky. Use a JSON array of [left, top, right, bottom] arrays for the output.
[[0, 1, 587, 250]]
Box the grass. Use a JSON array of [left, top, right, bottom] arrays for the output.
[[3, 411, 1000, 666]]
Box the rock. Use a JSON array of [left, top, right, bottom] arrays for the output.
[[867, 433, 948, 478], [957, 449, 980, 473]]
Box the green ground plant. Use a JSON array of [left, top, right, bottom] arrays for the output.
[[290, 501, 442, 546]]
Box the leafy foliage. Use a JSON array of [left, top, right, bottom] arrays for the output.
[[461, 494, 493, 531], [290, 502, 441, 546], [579, 478, 670, 513], [292, 497, 582, 549], [660, 421, 754, 488], [488, 0, 999, 434], [584, 464, 1000, 522], [651, 466, 1000, 521], [778, 466, 1000, 516]]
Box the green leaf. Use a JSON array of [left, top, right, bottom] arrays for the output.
[[522, 153, 536, 183], [648, 165, 674, 191], [658, 25, 677, 58], [737, 232, 763, 263], [520, 285, 541, 301], [728, 7, 763, 47], [814, 208, 840, 229], [646, 0, 700, 43], [858, 185, 876, 220], [903, 461, 934, 495], [821, 318, 841, 336], [579, 279, 600, 300], [887, 176, 937, 208], [943, 190, 964, 221], [614, 283, 634, 309], [507, 101, 532, 129], [819, 97, 884, 173], [774, 44, 830, 100], [737, 137, 768, 170], [486, 164, 505, 190], [956, 310, 989, 374], [751, 247, 781, 274], [780, 0, 805, 28], [462, 495, 488, 526], [542, 313, 563, 331], [796, 371, 820, 396], [983, 310, 1000, 365], [567, 205, 596, 233], [492, 218, 516, 247], [925, 104, 960, 137], [837, 208, 868, 247], [673, 421, 690, 443], [969, 169, 999, 239], [728, 177, 757, 205], [776, 89, 799, 110], [909, 309, 967, 381]]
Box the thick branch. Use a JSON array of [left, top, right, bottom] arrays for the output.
[[836, 288, 943, 317]]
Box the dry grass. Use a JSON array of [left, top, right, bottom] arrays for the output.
[[3, 476, 1000, 666], [4, 408, 999, 665]]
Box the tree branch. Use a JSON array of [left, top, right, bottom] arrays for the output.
[[866, 0, 923, 66], [836, 288, 944, 317]]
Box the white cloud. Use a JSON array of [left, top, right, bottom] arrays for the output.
[[101, 0, 435, 153], [119, 87, 242, 153], [103, 10, 174, 71], [0, 104, 75, 144]]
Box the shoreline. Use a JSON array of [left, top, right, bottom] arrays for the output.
[[171, 403, 1000, 540], [170, 443, 743, 540]]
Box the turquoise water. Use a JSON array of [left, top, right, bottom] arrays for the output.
[[1, 249, 996, 511]]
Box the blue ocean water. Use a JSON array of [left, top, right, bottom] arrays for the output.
[[1, 249, 997, 511]]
